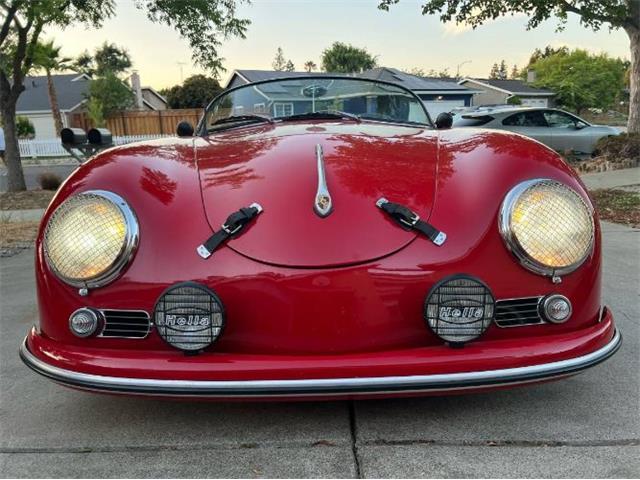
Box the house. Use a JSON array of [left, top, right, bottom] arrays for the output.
[[457, 77, 555, 108], [17, 73, 168, 139], [17, 74, 90, 139], [358, 67, 477, 116], [225, 67, 477, 118]]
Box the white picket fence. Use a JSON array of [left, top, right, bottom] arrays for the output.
[[18, 134, 170, 158]]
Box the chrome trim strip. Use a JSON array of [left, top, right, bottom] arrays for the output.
[[313, 144, 333, 217], [20, 330, 621, 398]]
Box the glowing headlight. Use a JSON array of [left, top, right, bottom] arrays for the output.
[[499, 179, 594, 276], [43, 190, 139, 288]]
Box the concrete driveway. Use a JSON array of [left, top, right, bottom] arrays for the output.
[[1, 222, 638, 478]]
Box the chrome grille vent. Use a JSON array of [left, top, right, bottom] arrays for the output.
[[494, 297, 543, 327], [99, 310, 151, 338]]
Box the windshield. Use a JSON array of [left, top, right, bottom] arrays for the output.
[[202, 77, 431, 132]]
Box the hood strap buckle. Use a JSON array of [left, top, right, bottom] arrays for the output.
[[197, 203, 263, 259], [376, 198, 446, 246]]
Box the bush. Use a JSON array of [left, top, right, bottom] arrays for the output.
[[592, 133, 640, 162], [16, 116, 35, 139], [507, 95, 522, 105], [38, 173, 62, 191]]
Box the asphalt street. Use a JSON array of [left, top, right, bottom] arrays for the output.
[[0, 221, 638, 478]]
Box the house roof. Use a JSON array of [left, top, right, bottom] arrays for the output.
[[359, 68, 472, 93], [17, 73, 90, 112], [460, 78, 555, 96], [226, 68, 474, 94]]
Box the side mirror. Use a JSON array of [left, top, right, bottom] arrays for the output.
[[435, 112, 454, 130], [177, 121, 195, 137], [87, 128, 113, 145], [60, 128, 87, 145]]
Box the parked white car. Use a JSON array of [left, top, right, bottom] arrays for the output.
[[452, 106, 621, 155]]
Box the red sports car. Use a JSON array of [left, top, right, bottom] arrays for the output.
[[20, 76, 620, 399]]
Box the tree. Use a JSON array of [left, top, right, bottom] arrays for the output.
[[73, 50, 95, 76], [0, 0, 249, 192], [377, 0, 639, 134], [33, 40, 71, 137], [72, 43, 131, 77], [531, 49, 628, 113], [272, 47, 293, 71], [86, 71, 134, 116], [304, 60, 317, 72], [489, 62, 500, 79], [93, 42, 131, 76], [15, 115, 34, 138], [510, 64, 519, 79], [164, 74, 223, 109], [86, 97, 105, 127], [426, 68, 450, 78], [498, 60, 508, 79], [321, 42, 377, 73]]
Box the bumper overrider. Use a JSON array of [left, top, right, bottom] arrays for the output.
[[20, 310, 621, 399]]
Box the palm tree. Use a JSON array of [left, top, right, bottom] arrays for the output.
[[33, 41, 72, 137], [304, 60, 317, 72]]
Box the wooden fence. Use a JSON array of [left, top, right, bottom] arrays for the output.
[[69, 108, 202, 136]]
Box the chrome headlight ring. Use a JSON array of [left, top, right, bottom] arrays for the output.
[[499, 179, 594, 278], [43, 190, 139, 289]]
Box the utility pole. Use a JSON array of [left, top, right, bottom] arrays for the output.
[[176, 62, 187, 82], [456, 60, 472, 79]]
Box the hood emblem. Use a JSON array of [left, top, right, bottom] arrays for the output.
[[314, 144, 333, 217]]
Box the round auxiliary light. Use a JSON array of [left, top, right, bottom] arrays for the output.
[[499, 179, 594, 277], [424, 275, 495, 345], [43, 190, 139, 288], [541, 294, 572, 323], [154, 282, 225, 352], [69, 308, 100, 337]]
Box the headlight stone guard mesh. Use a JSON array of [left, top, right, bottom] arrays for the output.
[[500, 179, 594, 276], [154, 283, 225, 352], [424, 275, 495, 345], [43, 190, 138, 288]]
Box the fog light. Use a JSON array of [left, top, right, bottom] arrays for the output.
[[541, 294, 572, 323], [69, 308, 100, 337], [424, 275, 495, 346], [154, 282, 225, 352]]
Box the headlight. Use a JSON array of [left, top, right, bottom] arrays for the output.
[[499, 179, 594, 277], [43, 190, 139, 288]]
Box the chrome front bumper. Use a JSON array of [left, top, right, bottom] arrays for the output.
[[19, 330, 621, 398]]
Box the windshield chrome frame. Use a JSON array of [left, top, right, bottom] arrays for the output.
[[197, 75, 434, 135]]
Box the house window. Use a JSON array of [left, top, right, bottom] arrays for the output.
[[254, 103, 266, 114], [273, 103, 294, 117]]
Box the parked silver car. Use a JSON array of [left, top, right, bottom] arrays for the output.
[[452, 106, 620, 155]]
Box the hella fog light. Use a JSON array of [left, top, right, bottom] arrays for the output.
[[541, 294, 572, 323], [69, 308, 100, 337], [424, 275, 495, 346], [154, 282, 225, 352]]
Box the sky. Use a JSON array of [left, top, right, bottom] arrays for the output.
[[46, 0, 630, 90]]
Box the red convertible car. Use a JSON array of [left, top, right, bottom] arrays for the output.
[[20, 76, 620, 399]]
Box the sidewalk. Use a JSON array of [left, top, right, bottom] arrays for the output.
[[580, 167, 640, 190]]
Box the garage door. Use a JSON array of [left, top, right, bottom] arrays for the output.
[[521, 98, 548, 107], [422, 100, 465, 118]]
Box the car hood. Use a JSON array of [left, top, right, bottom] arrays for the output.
[[195, 122, 438, 267]]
